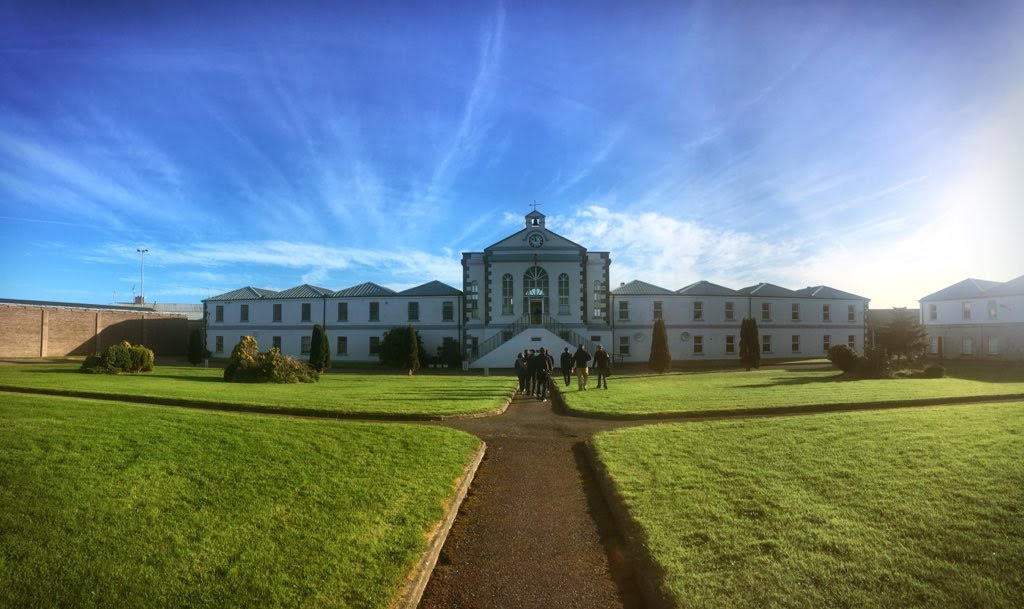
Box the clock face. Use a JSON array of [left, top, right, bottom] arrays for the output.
[[528, 232, 544, 248]]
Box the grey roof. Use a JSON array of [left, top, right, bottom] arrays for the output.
[[333, 282, 397, 297], [921, 278, 1004, 301], [793, 285, 870, 300], [526, 209, 545, 218], [676, 280, 740, 296], [611, 280, 676, 296], [737, 282, 798, 297], [206, 286, 279, 301], [275, 284, 333, 299], [922, 274, 1024, 300], [398, 280, 462, 297]]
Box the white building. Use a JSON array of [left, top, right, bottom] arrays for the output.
[[204, 209, 869, 367], [919, 275, 1024, 361]]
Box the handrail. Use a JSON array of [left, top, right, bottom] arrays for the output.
[[470, 314, 599, 363]]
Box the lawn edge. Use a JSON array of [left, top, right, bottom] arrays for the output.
[[583, 439, 675, 609], [0, 385, 515, 421], [557, 391, 1024, 420], [391, 440, 487, 609]]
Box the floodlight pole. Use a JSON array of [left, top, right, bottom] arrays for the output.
[[137, 248, 149, 303]]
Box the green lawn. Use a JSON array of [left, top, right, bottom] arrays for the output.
[[0, 364, 514, 418], [592, 402, 1024, 609], [567, 362, 1024, 416], [0, 393, 481, 609]]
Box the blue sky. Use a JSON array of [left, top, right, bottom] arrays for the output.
[[2, 1, 1022, 308]]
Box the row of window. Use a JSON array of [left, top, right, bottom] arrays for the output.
[[617, 301, 857, 322], [213, 301, 456, 323], [929, 336, 1003, 355], [928, 301, 1002, 322], [468, 276, 610, 321], [616, 334, 856, 355], [215, 334, 458, 356]]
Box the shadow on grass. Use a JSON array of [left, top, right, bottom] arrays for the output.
[[735, 374, 858, 388]]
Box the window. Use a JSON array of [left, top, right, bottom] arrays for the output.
[[273, 303, 282, 322], [592, 280, 606, 319], [590, 336, 602, 342], [466, 281, 479, 320], [761, 302, 771, 321], [653, 301, 663, 320], [619, 335, 630, 356], [693, 301, 703, 321], [987, 337, 999, 355], [369, 302, 380, 322], [240, 304, 249, 322], [369, 336, 381, 355], [963, 336, 974, 355], [725, 335, 735, 353], [724, 301, 735, 321], [791, 335, 800, 353], [593, 308, 603, 318], [988, 300, 997, 320], [338, 302, 348, 322], [467, 336, 479, 358], [693, 335, 703, 354], [502, 274, 514, 315], [848, 334, 856, 349], [301, 336, 311, 354], [848, 305, 855, 323], [301, 303, 311, 322], [408, 301, 419, 321], [558, 273, 570, 315], [822, 304, 831, 322], [791, 303, 800, 321], [443, 301, 454, 321], [928, 303, 937, 321], [929, 336, 938, 354], [762, 335, 771, 353], [337, 336, 347, 355], [823, 334, 831, 352], [618, 300, 629, 320], [523, 266, 549, 308], [215, 305, 224, 322], [272, 336, 281, 350], [215, 336, 224, 352]]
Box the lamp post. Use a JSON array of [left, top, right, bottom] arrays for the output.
[[137, 248, 149, 304]]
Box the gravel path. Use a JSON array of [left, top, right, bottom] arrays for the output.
[[419, 392, 644, 609]]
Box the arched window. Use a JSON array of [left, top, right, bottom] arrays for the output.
[[523, 266, 548, 297], [501, 274, 514, 315], [558, 273, 570, 315]]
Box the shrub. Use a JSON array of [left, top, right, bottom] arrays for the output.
[[856, 346, 893, 379], [80, 341, 155, 374], [739, 318, 760, 371], [439, 340, 462, 368], [404, 325, 420, 375], [379, 327, 428, 369], [308, 324, 331, 372], [922, 364, 945, 378], [187, 328, 210, 366], [224, 336, 318, 383], [648, 318, 671, 373], [827, 344, 859, 373]]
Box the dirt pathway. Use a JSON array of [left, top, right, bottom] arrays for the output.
[[418, 393, 644, 609]]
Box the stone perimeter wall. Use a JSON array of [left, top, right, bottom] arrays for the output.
[[0, 303, 195, 357]]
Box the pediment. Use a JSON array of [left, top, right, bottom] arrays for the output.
[[484, 227, 585, 252]]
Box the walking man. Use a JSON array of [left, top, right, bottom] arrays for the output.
[[594, 344, 611, 389], [526, 349, 539, 396], [559, 347, 573, 386], [572, 343, 591, 391], [536, 347, 552, 400], [514, 351, 527, 394]]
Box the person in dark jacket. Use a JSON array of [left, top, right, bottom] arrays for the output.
[[535, 347, 552, 400], [525, 349, 539, 396], [514, 352, 527, 393], [559, 347, 573, 386], [593, 344, 611, 389], [572, 344, 591, 391]]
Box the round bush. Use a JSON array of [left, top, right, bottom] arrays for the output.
[[80, 341, 155, 374], [922, 364, 945, 378], [827, 344, 859, 373]]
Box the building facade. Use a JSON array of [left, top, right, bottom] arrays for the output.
[[919, 275, 1024, 361], [204, 210, 869, 367]]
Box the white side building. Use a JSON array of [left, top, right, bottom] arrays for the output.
[[919, 275, 1024, 361]]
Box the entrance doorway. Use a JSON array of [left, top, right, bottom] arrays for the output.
[[529, 299, 543, 324]]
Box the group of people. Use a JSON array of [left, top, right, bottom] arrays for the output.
[[514, 343, 612, 399]]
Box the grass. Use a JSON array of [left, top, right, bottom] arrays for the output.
[[592, 402, 1024, 609], [0, 392, 481, 609], [0, 363, 514, 418], [566, 361, 1024, 416]]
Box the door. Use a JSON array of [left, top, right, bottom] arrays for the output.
[[530, 299, 543, 324]]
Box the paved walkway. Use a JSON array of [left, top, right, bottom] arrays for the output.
[[419, 391, 644, 609]]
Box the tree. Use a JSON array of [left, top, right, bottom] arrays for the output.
[[739, 317, 761, 371], [874, 308, 928, 364], [308, 324, 331, 372], [379, 326, 428, 370], [405, 324, 420, 375], [187, 328, 210, 366], [648, 317, 672, 372]]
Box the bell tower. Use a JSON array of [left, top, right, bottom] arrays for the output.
[[525, 208, 545, 228]]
